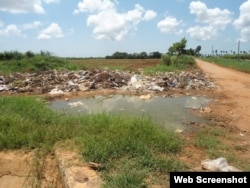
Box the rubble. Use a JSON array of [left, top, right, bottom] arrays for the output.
[[0, 69, 216, 95]]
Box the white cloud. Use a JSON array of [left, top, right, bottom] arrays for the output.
[[187, 25, 217, 41], [125, 4, 144, 24], [157, 16, 183, 35], [22, 21, 42, 30], [0, 21, 42, 37], [43, 0, 60, 3], [73, 0, 115, 14], [0, 0, 45, 14], [144, 10, 157, 21], [87, 10, 127, 41], [187, 1, 232, 41], [38, 23, 64, 40], [74, 0, 156, 41], [233, 0, 250, 42], [0, 24, 21, 36], [189, 1, 232, 28]]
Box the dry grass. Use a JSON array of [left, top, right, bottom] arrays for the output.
[[69, 58, 160, 71]]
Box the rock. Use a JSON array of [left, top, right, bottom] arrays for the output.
[[55, 148, 103, 188], [201, 157, 242, 172]]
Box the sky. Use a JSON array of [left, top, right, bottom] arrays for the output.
[[0, 0, 249, 57]]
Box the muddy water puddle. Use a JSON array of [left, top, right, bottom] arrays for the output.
[[50, 95, 211, 131]]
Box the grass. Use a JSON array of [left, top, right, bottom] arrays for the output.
[[0, 55, 78, 75], [201, 57, 250, 73], [0, 96, 186, 187], [194, 127, 227, 157], [193, 126, 242, 167]]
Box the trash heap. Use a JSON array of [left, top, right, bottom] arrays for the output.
[[0, 69, 216, 95]]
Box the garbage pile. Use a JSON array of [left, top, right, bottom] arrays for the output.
[[0, 69, 216, 95]]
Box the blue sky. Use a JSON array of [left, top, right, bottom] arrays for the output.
[[0, 0, 249, 57]]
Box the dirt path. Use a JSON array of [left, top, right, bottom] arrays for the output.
[[195, 59, 250, 133]]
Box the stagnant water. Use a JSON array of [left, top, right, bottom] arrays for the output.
[[50, 95, 211, 131]]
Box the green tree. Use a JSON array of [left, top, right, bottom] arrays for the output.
[[168, 38, 187, 55], [168, 38, 187, 66], [139, 51, 148, 59], [194, 45, 202, 56], [149, 51, 162, 58], [25, 51, 35, 58]]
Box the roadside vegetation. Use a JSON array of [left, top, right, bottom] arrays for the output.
[[201, 56, 250, 73], [0, 51, 79, 75], [143, 38, 199, 75]]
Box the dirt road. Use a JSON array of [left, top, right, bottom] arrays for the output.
[[195, 59, 250, 133]]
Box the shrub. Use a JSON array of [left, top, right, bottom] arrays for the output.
[[161, 54, 172, 66]]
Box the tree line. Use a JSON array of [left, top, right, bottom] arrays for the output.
[[0, 50, 53, 61], [105, 51, 162, 59], [1, 38, 201, 62], [105, 38, 201, 60]]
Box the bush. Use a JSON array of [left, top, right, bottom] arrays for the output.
[[161, 54, 172, 66], [178, 55, 195, 65], [0, 51, 77, 74], [160, 54, 194, 67]]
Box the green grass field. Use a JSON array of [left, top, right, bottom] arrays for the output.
[[202, 57, 250, 73]]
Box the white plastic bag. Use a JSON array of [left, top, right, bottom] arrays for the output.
[[201, 157, 242, 172]]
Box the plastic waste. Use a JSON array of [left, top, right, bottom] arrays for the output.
[[201, 157, 242, 172]]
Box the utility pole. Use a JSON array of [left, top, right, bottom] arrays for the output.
[[238, 40, 240, 58]]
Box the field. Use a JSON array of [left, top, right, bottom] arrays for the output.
[[69, 58, 160, 71], [201, 57, 250, 73]]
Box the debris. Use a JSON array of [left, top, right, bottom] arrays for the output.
[[68, 101, 84, 107], [88, 162, 102, 170], [201, 157, 242, 172], [174, 129, 183, 133], [139, 94, 152, 100], [0, 69, 216, 94], [49, 88, 65, 96], [200, 107, 212, 113]]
